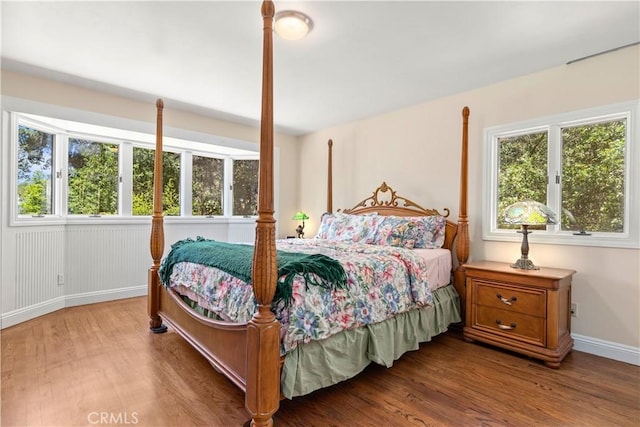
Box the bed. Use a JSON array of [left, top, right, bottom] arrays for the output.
[[147, 2, 470, 426]]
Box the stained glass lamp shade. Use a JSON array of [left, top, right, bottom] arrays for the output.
[[292, 211, 309, 238], [503, 200, 557, 270]]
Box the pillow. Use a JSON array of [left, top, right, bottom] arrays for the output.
[[315, 212, 336, 239], [316, 212, 383, 243], [374, 215, 446, 249]]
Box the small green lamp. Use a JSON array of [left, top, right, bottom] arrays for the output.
[[292, 211, 309, 238], [503, 200, 557, 270]]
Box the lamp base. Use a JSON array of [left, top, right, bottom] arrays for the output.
[[511, 257, 539, 270]]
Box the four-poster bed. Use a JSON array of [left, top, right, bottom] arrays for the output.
[[147, 2, 470, 426]]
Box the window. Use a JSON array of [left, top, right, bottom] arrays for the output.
[[232, 159, 259, 216], [10, 112, 259, 224], [561, 120, 625, 233], [497, 131, 548, 230], [484, 101, 639, 248], [68, 138, 119, 216], [17, 124, 55, 216], [192, 155, 224, 216], [132, 147, 181, 216]]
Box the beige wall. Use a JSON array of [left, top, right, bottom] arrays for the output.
[[299, 45, 640, 351], [2, 45, 638, 356], [0, 70, 300, 237]]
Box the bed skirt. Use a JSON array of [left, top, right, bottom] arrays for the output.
[[281, 284, 461, 398], [176, 284, 460, 399]]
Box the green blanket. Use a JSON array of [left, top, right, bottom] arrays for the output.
[[159, 237, 348, 306]]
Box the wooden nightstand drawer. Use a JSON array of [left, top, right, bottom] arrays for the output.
[[475, 281, 545, 317], [475, 306, 545, 346]]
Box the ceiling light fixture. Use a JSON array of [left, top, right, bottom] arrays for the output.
[[274, 10, 313, 41]]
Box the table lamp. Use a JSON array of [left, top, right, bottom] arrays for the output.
[[503, 200, 557, 270], [292, 211, 309, 238]]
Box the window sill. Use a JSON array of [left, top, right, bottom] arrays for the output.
[[11, 215, 259, 227], [483, 229, 639, 249]]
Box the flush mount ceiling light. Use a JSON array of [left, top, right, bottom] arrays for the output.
[[274, 10, 313, 40]]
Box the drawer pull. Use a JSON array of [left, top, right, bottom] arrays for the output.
[[496, 293, 517, 306], [496, 319, 516, 330]]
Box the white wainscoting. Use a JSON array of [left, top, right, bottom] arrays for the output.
[[66, 226, 150, 296], [1, 220, 256, 329], [15, 229, 65, 308]]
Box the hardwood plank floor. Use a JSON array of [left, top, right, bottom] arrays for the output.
[[1, 297, 638, 426]]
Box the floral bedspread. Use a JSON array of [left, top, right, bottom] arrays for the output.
[[166, 239, 434, 354]]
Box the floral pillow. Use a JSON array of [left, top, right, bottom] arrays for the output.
[[374, 215, 446, 249], [315, 212, 383, 244], [315, 212, 337, 239]]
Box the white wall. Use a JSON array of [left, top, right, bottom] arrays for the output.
[[299, 45, 640, 364], [0, 70, 300, 327]]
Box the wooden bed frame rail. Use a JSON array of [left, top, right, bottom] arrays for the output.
[[148, 3, 469, 426]]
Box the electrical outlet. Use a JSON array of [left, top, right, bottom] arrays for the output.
[[57, 274, 65, 286], [570, 303, 577, 317]]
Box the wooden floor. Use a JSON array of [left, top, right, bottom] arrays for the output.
[[1, 297, 638, 427]]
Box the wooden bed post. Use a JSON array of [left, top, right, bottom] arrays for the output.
[[148, 98, 167, 333], [246, 2, 279, 426], [327, 139, 333, 213], [453, 106, 470, 314]]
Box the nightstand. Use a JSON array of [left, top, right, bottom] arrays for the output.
[[463, 261, 575, 368]]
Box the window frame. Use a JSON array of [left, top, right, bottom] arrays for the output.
[[7, 110, 260, 227], [230, 156, 260, 218], [483, 100, 639, 249], [130, 143, 183, 217], [11, 114, 65, 222], [66, 132, 123, 217], [188, 150, 226, 217]]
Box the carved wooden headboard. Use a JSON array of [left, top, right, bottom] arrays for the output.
[[324, 106, 470, 307], [339, 181, 458, 252]]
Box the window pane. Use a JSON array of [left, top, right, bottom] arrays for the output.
[[68, 138, 119, 215], [561, 119, 625, 233], [17, 125, 54, 215], [192, 155, 223, 216], [132, 147, 181, 216], [233, 159, 258, 216], [497, 131, 548, 229]]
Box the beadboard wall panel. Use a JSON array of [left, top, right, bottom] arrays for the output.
[[15, 229, 65, 308], [65, 226, 149, 296], [1, 221, 256, 329]]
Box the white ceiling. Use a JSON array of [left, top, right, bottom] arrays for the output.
[[2, 1, 639, 136]]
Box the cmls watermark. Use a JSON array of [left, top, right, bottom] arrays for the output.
[[87, 412, 139, 425]]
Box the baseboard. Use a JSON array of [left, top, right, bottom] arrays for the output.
[[572, 333, 640, 366], [1, 285, 147, 330], [0, 296, 66, 329], [64, 285, 147, 308]]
